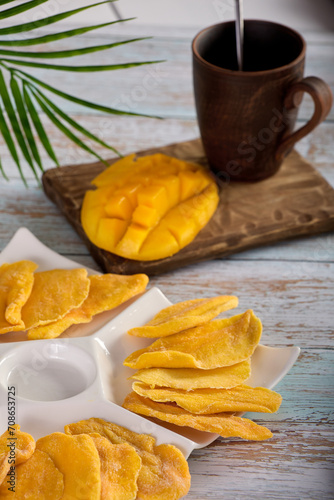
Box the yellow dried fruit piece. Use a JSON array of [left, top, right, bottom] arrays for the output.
[[0, 449, 64, 500], [0, 261, 38, 334], [81, 153, 219, 261], [132, 382, 282, 414], [124, 310, 262, 370], [123, 392, 273, 441], [89, 434, 141, 500], [65, 418, 191, 500], [21, 268, 90, 330], [127, 295, 238, 338], [27, 273, 148, 340], [36, 432, 101, 500], [0, 425, 35, 485], [131, 360, 251, 390]]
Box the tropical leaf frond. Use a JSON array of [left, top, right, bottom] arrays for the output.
[[1, 57, 162, 72], [0, 103, 26, 186], [0, 19, 136, 47], [0, 1, 162, 184], [10, 76, 43, 172], [0, 1, 116, 35], [0, 37, 150, 59], [0, 1, 21, 6], [30, 86, 120, 156], [0, 0, 49, 21], [31, 88, 108, 166], [23, 85, 59, 166], [10, 67, 160, 118], [0, 68, 38, 181]]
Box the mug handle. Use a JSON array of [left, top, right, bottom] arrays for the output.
[[275, 76, 333, 160]]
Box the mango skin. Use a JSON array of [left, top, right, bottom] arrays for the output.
[[81, 154, 219, 261]]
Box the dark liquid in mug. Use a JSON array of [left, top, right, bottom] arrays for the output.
[[198, 21, 304, 72]]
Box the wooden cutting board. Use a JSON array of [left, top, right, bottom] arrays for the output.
[[42, 138, 334, 275]]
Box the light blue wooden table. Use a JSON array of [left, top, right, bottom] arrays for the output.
[[0, 22, 333, 499]]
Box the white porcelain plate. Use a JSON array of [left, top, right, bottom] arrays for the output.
[[0, 228, 300, 458]]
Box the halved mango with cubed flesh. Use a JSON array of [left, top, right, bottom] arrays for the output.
[[81, 153, 219, 261]]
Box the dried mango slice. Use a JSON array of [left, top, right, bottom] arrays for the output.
[[36, 432, 101, 500], [124, 310, 262, 370], [0, 261, 37, 334], [27, 273, 148, 340], [0, 449, 64, 500], [123, 392, 273, 441], [0, 425, 35, 485], [127, 295, 238, 337], [81, 153, 219, 261], [132, 382, 282, 414], [65, 418, 191, 500], [131, 360, 251, 390], [21, 268, 90, 330], [89, 434, 141, 500]]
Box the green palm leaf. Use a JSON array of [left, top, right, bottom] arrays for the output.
[[0, 155, 9, 181], [32, 89, 108, 165], [0, 37, 150, 59], [0, 1, 19, 6], [30, 86, 120, 156], [0, 19, 135, 47], [23, 85, 59, 166], [1, 57, 162, 72], [0, 103, 26, 186], [0, 0, 49, 21], [0, 1, 117, 35], [11, 68, 159, 118], [0, 68, 39, 181], [0, 1, 162, 183], [10, 76, 43, 172]]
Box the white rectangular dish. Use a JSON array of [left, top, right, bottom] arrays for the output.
[[0, 228, 300, 458]]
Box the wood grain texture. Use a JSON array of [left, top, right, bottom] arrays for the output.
[[0, 23, 333, 500], [42, 138, 334, 275], [189, 423, 334, 500]]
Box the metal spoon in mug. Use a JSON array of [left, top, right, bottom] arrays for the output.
[[235, 0, 244, 70]]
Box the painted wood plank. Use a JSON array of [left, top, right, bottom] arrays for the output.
[[188, 423, 334, 499]]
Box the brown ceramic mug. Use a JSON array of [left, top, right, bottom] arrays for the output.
[[192, 20, 333, 182]]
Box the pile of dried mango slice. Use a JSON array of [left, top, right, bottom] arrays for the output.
[[0, 260, 148, 339], [123, 296, 282, 441], [81, 153, 219, 261], [0, 420, 190, 500]]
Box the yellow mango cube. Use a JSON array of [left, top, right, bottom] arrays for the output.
[[153, 175, 180, 209], [116, 223, 150, 257], [96, 218, 128, 250], [137, 185, 169, 216], [104, 194, 133, 220], [132, 205, 159, 229]]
